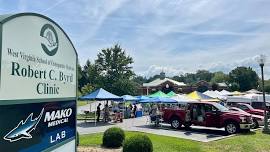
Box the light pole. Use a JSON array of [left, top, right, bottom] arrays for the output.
[[257, 54, 269, 133]]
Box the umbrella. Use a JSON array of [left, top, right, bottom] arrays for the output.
[[139, 97, 177, 103], [187, 91, 220, 102], [148, 91, 169, 98], [167, 91, 176, 97]]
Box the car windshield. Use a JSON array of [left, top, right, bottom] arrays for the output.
[[230, 107, 246, 113], [244, 104, 254, 110], [212, 103, 229, 112]]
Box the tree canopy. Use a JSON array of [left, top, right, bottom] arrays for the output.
[[211, 71, 229, 83], [229, 67, 259, 91], [78, 44, 137, 96]]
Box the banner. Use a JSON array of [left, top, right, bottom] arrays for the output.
[[0, 100, 76, 152]]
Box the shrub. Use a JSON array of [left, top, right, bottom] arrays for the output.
[[123, 134, 153, 152], [102, 127, 125, 148]]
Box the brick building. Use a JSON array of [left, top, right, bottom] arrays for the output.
[[139, 72, 228, 95]]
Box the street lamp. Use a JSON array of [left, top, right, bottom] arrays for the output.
[[257, 54, 269, 133]]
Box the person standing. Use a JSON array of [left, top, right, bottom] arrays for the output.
[[96, 103, 101, 122], [129, 104, 133, 118], [133, 104, 137, 118], [104, 103, 109, 122]]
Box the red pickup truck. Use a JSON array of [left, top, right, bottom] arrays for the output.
[[162, 102, 253, 134], [232, 103, 264, 116]]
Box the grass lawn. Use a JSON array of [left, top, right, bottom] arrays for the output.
[[77, 112, 97, 120], [77, 101, 88, 107], [79, 131, 270, 152]]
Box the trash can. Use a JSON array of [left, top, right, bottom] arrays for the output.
[[136, 111, 143, 117]]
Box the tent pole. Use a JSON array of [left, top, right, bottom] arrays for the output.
[[95, 101, 97, 126], [89, 100, 91, 113], [123, 100, 126, 122]]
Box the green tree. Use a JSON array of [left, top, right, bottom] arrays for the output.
[[265, 80, 270, 93], [112, 79, 140, 95], [184, 73, 197, 84], [78, 63, 86, 90], [195, 70, 214, 82], [132, 75, 147, 85], [81, 83, 95, 96], [229, 67, 259, 91], [83, 60, 102, 88], [258, 79, 270, 94], [211, 71, 229, 83], [95, 44, 136, 95], [172, 75, 186, 83], [147, 74, 161, 83]]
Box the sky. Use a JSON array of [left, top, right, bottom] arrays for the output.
[[0, 0, 270, 78]]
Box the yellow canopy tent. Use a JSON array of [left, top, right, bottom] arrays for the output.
[[187, 91, 220, 102], [231, 91, 245, 96]]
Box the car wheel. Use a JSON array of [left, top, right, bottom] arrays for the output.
[[253, 120, 259, 129], [225, 122, 239, 134], [171, 117, 182, 129]]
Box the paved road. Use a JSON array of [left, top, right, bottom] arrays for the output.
[[77, 116, 235, 142]]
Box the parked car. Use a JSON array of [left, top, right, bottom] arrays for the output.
[[162, 102, 253, 134], [232, 103, 264, 116], [229, 107, 264, 128]]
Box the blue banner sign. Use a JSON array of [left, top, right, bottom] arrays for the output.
[[0, 100, 76, 152]]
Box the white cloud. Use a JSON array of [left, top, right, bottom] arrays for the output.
[[138, 65, 185, 78]]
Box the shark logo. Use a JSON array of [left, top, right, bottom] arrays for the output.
[[3, 108, 44, 142]]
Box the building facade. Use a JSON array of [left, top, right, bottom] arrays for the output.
[[139, 72, 228, 95]]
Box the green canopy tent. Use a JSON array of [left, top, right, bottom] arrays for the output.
[[148, 91, 169, 98], [166, 91, 176, 97]]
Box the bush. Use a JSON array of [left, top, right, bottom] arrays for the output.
[[123, 134, 153, 152], [102, 127, 125, 148]]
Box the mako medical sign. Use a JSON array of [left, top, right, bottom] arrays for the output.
[[0, 13, 77, 152]]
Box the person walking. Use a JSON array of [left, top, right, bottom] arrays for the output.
[[96, 103, 101, 122]]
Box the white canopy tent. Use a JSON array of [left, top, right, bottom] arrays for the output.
[[226, 93, 270, 107], [219, 90, 232, 96], [245, 89, 262, 94], [171, 94, 197, 103], [203, 90, 227, 100]]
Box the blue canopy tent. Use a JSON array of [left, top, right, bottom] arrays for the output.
[[139, 97, 177, 103], [80, 88, 123, 101], [79, 88, 123, 125], [121, 95, 137, 101], [135, 95, 150, 101], [121, 95, 138, 118]]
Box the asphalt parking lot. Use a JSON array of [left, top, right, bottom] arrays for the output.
[[77, 116, 246, 142]]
